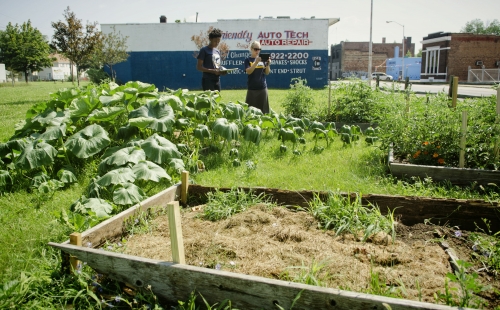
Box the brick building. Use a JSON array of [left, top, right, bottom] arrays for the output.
[[330, 38, 415, 80], [421, 32, 500, 82]]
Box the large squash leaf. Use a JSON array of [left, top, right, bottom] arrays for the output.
[[68, 95, 101, 118], [96, 168, 136, 187], [212, 118, 239, 142], [129, 99, 175, 133], [132, 160, 171, 182], [141, 133, 181, 165], [64, 124, 111, 159], [71, 196, 113, 218], [87, 107, 126, 122], [16, 140, 57, 170], [113, 182, 146, 206]]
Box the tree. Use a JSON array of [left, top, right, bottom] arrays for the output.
[[51, 7, 102, 86], [91, 26, 129, 82], [0, 20, 53, 83], [461, 18, 500, 35], [416, 48, 422, 57], [191, 26, 229, 61]]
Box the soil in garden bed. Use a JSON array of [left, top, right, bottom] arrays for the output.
[[122, 204, 500, 308]]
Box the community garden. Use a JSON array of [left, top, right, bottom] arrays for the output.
[[0, 79, 499, 309]]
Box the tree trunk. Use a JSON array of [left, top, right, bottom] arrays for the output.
[[24, 71, 29, 83], [110, 64, 114, 82], [76, 65, 80, 86], [70, 61, 74, 84]]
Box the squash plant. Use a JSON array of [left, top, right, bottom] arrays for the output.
[[0, 80, 376, 230]]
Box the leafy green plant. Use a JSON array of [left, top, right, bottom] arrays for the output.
[[282, 77, 314, 118], [469, 218, 500, 273], [434, 260, 490, 308], [378, 93, 498, 169], [320, 78, 380, 123], [339, 124, 361, 146], [364, 127, 380, 145]]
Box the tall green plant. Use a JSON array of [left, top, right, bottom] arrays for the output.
[[282, 78, 314, 118]]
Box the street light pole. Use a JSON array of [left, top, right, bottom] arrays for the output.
[[387, 20, 405, 80], [368, 0, 373, 86]]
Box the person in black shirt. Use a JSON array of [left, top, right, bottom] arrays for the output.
[[244, 41, 271, 114], [196, 28, 227, 91]]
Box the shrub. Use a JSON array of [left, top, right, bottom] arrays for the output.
[[319, 78, 379, 123], [282, 77, 314, 118], [86, 68, 110, 84]]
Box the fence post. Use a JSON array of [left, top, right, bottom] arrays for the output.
[[448, 75, 454, 98], [459, 111, 468, 168], [69, 232, 82, 274], [181, 171, 189, 205], [328, 80, 331, 115], [167, 201, 185, 264], [451, 76, 459, 108]]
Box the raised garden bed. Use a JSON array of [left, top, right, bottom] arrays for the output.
[[388, 147, 500, 186], [50, 183, 500, 309]]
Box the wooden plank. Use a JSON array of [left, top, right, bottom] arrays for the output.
[[389, 161, 500, 187], [48, 243, 459, 310], [69, 232, 82, 273], [167, 201, 185, 264], [62, 183, 181, 247], [186, 185, 500, 232]]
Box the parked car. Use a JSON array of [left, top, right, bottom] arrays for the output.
[[371, 72, 393, 81]]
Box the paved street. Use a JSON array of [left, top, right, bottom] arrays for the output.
[[378, 81, 497, 98]]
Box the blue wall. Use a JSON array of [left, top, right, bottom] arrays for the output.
[[111, 50, 329, 90]]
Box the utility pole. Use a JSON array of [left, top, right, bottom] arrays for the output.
[[368, 0, 373, 86]]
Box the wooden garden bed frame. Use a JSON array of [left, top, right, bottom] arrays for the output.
[[388, 147, 500, 186], [49, 175, 499, 309]]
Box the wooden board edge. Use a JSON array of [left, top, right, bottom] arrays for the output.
[[48, 242, 460, 310], [62, 183, 181, 247]]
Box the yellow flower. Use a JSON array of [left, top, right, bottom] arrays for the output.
[[433, 153, 439, 158]]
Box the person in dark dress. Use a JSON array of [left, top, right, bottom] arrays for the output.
[[244, 41, 272, 114], [196, 28, 227, 91]]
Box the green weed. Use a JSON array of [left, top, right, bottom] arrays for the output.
[[201, 187, 272, 221], [280, 259, 331, 287], [308, 191, 396, 241]]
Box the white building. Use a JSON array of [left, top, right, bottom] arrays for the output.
[[0, 64, 6, 83], [36, 54, 77, 81]]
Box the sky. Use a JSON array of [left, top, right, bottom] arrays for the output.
[[1, 0, 499, 52]]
